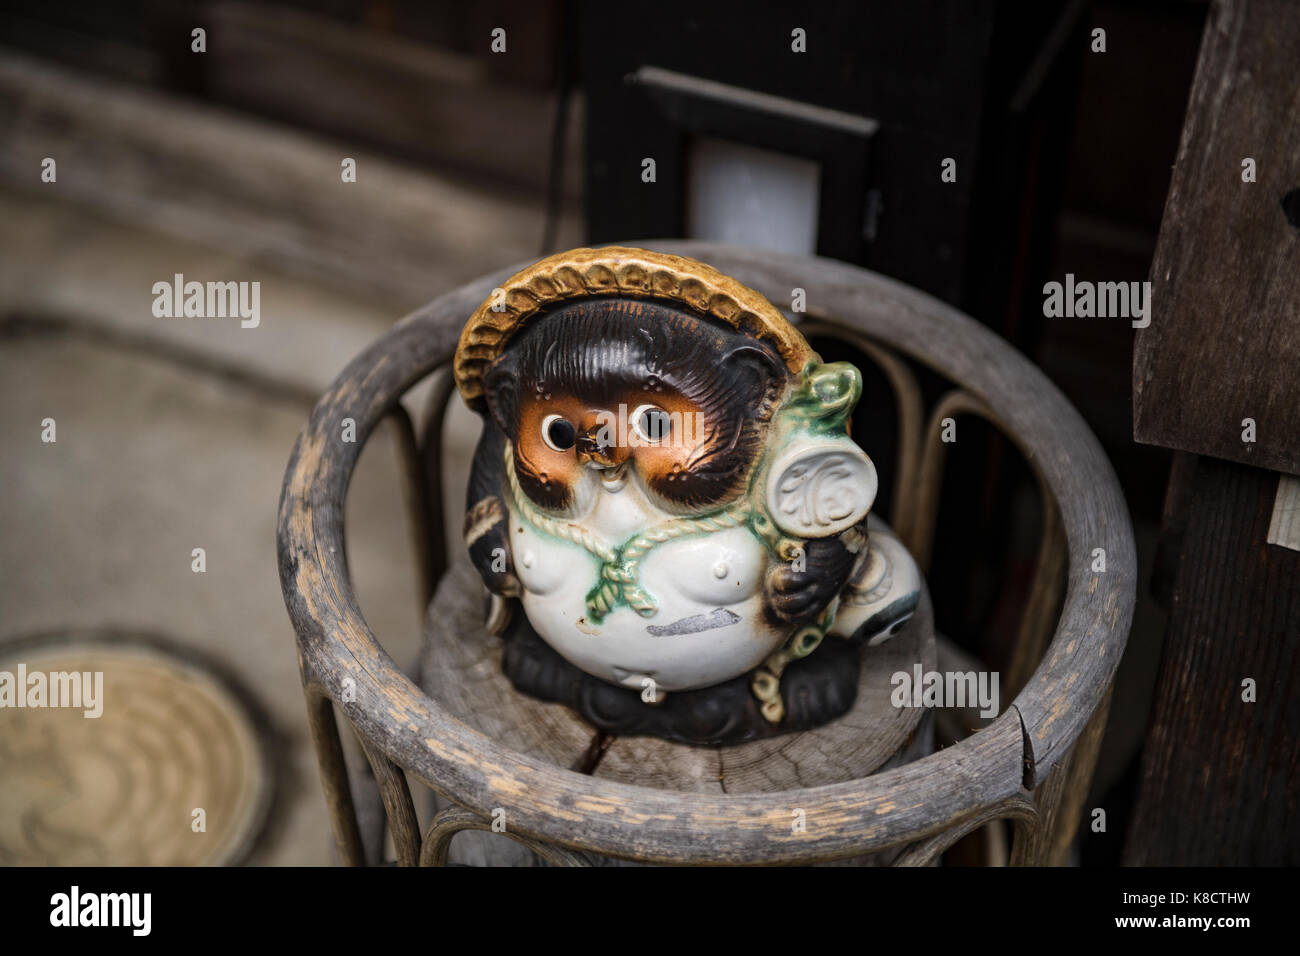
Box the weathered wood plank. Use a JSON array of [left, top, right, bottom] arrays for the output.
[[0, 49, 577, 308], [1133, 0, 1300, 476], [1124, 456, 1300, 865], [204, 2, 582, 202]]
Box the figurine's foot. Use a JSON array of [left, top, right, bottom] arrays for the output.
[[833, 521, 922, 646], [766, 638, 861, 729]]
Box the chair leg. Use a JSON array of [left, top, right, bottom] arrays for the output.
[[304, 683, 366, 866], [357, 733, 422, 866]]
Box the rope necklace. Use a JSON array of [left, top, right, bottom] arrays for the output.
[[502, 442, 752, 622]]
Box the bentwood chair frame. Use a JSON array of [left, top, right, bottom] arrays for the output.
[[277, 241, 1134, 866]]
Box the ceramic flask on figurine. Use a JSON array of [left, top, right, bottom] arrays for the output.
[[454, 247, 921, 745]]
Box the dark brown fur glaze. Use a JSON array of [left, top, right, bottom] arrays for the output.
[[481, 298, 786, 515]]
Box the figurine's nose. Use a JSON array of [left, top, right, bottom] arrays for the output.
[[576, 419, 629, 469]]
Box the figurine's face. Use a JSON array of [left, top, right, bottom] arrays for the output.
[[511, 383, 731, 515], [484, 299, 787, 518]]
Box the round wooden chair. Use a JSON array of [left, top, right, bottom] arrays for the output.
[[277, 241, 1134, 866]]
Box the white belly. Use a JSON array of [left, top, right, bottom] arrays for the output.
[[508, 486, 785, 692]]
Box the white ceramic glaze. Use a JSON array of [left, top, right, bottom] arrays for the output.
[[766, 438, 877, 537], [510, 465, 784, 692]]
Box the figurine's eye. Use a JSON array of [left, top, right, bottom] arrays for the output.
[[631, 404, 672, 444], [541, 414, 576, 452]]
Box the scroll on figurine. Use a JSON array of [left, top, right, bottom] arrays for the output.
[[453, 247, 922, 745]]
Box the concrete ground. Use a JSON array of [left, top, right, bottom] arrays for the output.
[[0, 186, 489, 864]]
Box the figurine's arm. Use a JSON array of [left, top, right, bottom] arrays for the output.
[[763, 532, 858, 626], [464, 421, 520, 597]]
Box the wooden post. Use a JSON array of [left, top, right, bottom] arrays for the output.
[[1127, 0, 1300, 865]]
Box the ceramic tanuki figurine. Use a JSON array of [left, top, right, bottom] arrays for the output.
[[453, 247, 921, 745]]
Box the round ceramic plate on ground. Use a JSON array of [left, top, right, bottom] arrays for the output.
[[0, 631, 273, 865]]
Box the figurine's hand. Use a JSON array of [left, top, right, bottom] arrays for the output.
[[464, 495, 520, 597], [764, 535, 855, 625]]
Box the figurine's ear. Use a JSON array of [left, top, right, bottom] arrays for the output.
[[482, 360, 517, 433], [722, 344, 787, 415]]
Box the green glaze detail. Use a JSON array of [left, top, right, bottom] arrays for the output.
[[781, 360, 862, 436]]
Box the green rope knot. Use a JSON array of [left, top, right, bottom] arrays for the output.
[[584, 559, 656, 622]]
